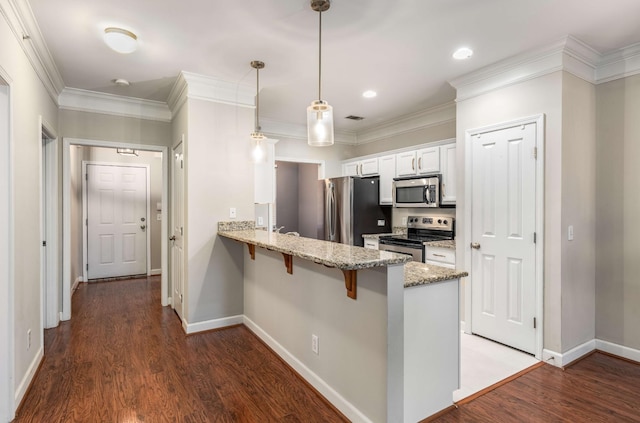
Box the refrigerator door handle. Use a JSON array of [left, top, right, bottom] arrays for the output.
[[330, 184, 337, 240], [326, 182, 336, 241]]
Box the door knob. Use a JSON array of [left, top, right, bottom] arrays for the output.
[[471, 242, 481, 250], [140, 225, 146, 230], [169, 235, 176, 241]]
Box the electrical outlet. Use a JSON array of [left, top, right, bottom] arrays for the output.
[[229, 207, 237, 219], [401, 216, 408, 225], [257, 216, 264, 226], [27, 329, 31, 350], [156, 213, 162, 221], [311, 334, 319, 355]]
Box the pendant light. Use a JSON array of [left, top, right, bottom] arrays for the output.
[[307, 0, 334, 147], [250, 60, 266, 162]]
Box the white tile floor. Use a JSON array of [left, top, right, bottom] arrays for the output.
[[453, 332, 540, 402]]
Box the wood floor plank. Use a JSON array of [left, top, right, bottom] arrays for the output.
[[432, 351, 640, 423], [13, 277, 347, 423]]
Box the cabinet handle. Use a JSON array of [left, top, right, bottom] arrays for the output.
[[412, 158, 415, 171], [359, 163, 363, 175], [418, 157, 422, 171], [433, 253, 446, 258], [442, 183, 446, 197]]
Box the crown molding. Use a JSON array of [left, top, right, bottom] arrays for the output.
[[167, 71, 255, 116], [0, 0, 65, 104], [58, 88, 172, 122], [261, 117, 358, 145], [450, 36, 600, 102], [596, 42, 640, 83], [355, 102, 456, 145]]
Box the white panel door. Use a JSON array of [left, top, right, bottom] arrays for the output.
[[87, 164, 147, 279], [171, 143, 185, 320], [471, 123, 537, 354]]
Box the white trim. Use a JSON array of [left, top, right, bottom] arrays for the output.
[[63, 138, 170, 317], [275, 156, 327, 180], [356, 102, 456, 145], [0, 68, 15, 422], [58, 88, 172, 122], [183, 315, 244, 335], [13, 346, 43, 412], [542, 339, 596, 368], [150, 268, 162, 276], [463, 114, 545, 360], [596, 42, 640, 83], [596, 339, 640, 364], [243, 316, 372, 423], [82, 161, 151, 281], [39, 117, 59, 330], [72, 276, 82, 293], [450, 36, 599, 102]]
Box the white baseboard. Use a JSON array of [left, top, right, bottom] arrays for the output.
[[460, 320, 466, 333], [542, 339, 596, 368], [150, 268, 162, 276], [71, 276, 83, 293], [183, 315, 244, 334], [243, 316, 372, 423], [14, 346, 43, 411], [596, 339, 640, 363]]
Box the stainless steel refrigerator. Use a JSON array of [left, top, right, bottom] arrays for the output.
[[318, 176, 392, 247]]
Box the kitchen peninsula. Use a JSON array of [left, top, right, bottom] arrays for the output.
[[218, 221, 467, 423]]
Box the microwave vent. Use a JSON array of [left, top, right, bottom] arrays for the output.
[[345, 115, 365, 121]]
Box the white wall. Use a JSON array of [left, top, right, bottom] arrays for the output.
[[456, 71, 564, 352], [184, 98, 252, 324], [595, 73, 640, 350], [0, 8, 59, 415]]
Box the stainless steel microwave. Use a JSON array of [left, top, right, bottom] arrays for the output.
[[392, 175, 440, 208]]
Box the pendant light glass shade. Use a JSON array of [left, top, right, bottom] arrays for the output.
[[307, 0, 334, 146], [307, 100, 334, 146]]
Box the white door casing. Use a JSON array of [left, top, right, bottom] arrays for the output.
[[171, 143, 185, 321], [85, 163, 148, 279], [469, 121, 539, 355]]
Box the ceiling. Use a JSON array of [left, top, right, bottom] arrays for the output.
[[27, 0, 640, 133]]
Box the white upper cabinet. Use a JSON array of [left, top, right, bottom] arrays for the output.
[[342, 158, 379, 177], [440, 143, 456, 205], [416, 146, 440, 174], [378, 154, 396, 205], [396, 151, 417, 177]]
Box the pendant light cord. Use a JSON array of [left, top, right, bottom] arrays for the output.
[[318, 10, 322, 101], [255, 66, 260, 132]]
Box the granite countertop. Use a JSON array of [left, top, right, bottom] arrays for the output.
[[362, 227, 407, 239], [218, 226, 411, 271], [404, 262, 468, 287], [423, 239, 456, 250]]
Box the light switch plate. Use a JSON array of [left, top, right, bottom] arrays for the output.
[[230, 207, 237, 218], [156, 213, 162, 221], [568, 225, 574, 241], [377, 219, 385, 226], [257, 216, 264, 226]]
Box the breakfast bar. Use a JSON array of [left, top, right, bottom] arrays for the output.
[[218, 221, 467, 423]]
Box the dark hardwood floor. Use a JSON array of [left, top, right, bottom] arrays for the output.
[[432, 351, 640, 423], [13, 276, 346, 423]]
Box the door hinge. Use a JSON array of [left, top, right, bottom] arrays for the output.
[[86, 218, 88, 226], [42, 240, 46, 247], [86, 263, 89, 271], [533, 147, 538, 159], [180, 159, 183, 169], [533, 232, 537, 244], [85, 173, 88, 180], [180, 294, 183, 303], [534, 317, 537, 329], [180, 227, 183, 236]]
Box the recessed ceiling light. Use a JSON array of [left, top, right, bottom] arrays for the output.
[[453, 47, 473, 60], [113, 78, 130, 86], [104, 27, 138, 54], [362, 90, 377, 98]]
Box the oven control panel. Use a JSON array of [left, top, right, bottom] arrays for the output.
[[407, 215, 454, 231]]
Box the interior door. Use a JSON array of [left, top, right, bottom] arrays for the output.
[[87, 164, 147, 279], [470, 123, 537, 354], [171, 143, 185, 320]]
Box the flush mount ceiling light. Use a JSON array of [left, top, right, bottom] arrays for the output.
[[362, 90, 377, 98], [112, 78, 130, 86], [104, 27, 138, 54], [307, 0, 334, 147], [453, 47, 473, 60], [116, 148, 138, 156], [250, 60, 266, 162]]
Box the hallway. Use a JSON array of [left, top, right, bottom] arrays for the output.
[[13, 277, 345, 422]]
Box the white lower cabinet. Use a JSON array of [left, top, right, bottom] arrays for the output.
[[425, 246, 455, 269], [364, 238, 379, 250]]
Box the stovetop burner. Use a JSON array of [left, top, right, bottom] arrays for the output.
[[379, 215, 454, 246]]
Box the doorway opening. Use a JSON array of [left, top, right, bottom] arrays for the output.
[[274, 160, 323, 238], [62, 138, 169, 321]]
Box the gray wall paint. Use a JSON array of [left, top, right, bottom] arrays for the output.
[[298, 163, 320, 238], [596, 73, 640, 350], [0, 14, 59, 406]]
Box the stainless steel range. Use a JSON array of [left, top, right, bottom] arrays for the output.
[[378, 216, 454, 262]]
